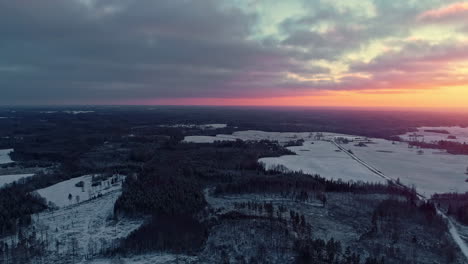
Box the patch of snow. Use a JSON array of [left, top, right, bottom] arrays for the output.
[[183, 135, 236, 143], [9, 191, 144, 263], [82, 253, 197, 264], [400, 126, 468, 144], [36, 174, 125, 208], [183, 131, 346, 144], [0, 148, 14, 164], [40, 111, 58, 114], [0, 173, 34, 188], [161, 123, 228, 130], [63, 110, 95, 114], [185, 130, 468, 195], [260, 141, 386, 183], [345, 138, 468, 196]]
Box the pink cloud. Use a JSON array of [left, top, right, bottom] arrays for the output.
[[418, 2, 468, 21]]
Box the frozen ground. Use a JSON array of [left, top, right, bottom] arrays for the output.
[[20, 191, 144, 264], [0, 148, 13, 164], [400, 126, 468, 144], [260, 141, 386, 183], [185, 130, 468, 195], [183, 130, 350, 144], [0, 173, 34, 188], [36, 174, 125, 208], [63, 110, 95, 114], [81, 254, 197, 264], [345, 139, 468, 196], [183, 135, 236, 143], [161, 123, 227, 130]]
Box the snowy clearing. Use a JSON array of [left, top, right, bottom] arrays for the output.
[[161, 123, 227, 130], [0, 173, 34, 188], [260, 141, 386, 183], [63, 110, 95, 114], [0, 148, 14, 164], [185, 130, 468, 195], [36, 174, 125, 208], [400, 126, 468, 144], [345, 138, 468, 196], [183, 135, 236, 143], [8, 191, 144, 264]]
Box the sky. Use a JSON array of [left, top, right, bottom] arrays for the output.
[[1, 0, 468, 109]]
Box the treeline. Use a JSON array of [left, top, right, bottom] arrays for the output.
[[214, 172, 417, 200], [370, 199, 446, 234], [0, 184, 46, 236], [409, 141, 468, 155], [114, 173, 206, 217], [113, 140, 295, 254], [118, 214, 208, 254], [432, 192, 468, 225], [114, 171, 207, 254], [295, 238, 385, 264]]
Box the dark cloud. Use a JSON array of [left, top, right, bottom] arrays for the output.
[[0, 0, 303, 103], [0, 0, 467, 104]]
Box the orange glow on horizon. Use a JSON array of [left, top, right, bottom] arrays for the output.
[[135, 86, 468, 111]]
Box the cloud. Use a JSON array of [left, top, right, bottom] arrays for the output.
[[418, 2, 468, 22], [0, 0, 467, 104]]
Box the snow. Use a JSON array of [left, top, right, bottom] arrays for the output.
[[14, 191, 144, 263], [63, 110, 95, 114], [36, 174, 125, 208], [0, 117, 8, 119], [183, 130, 316, 143], [345, 138, 468, 196], [185, 130, 468, 195], [0, 173, 34, 188], [161, 123, 227, 130], [82, 254, 197, 264], [0, 148, 14, 164], [183, 135, 236, 143], [400, 126, 468, 144], [259, 141, 386, 183]]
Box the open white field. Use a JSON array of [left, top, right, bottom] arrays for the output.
[[0, 148, 13, 164], [183, 130, 343, 144], [345, 138, 468, 196], [18, 191, 144, 264], [259, 141, 386, 183], [36, 174, 125, 208], [400, 126, 468, 144], [185, 130, 468, 195], [0, 173, 34, 188], [161, 123, 227, 130]]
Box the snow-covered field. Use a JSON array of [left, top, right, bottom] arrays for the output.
[[0, 173, 34, 188], [345, 139, 468, 196], [11, 191, 144, 264], [185, 130, 468, 195], [0, 148, 14, 164], [183, 135, 236, 143], [161, 123, 227, 130], [63, 110, 95, 114], [400, 126, 468, 144], [36, 174, 125, 208], [260, 141, 386, 183], [183, 130, 316, 143]]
